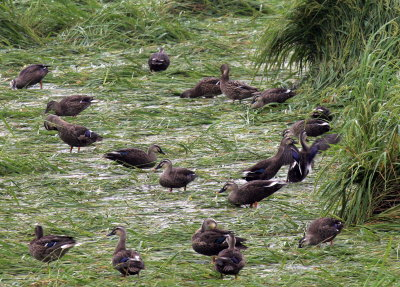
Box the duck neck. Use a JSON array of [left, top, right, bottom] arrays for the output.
[[227, 235, 236, 250], [163, 162, 173, 173], [115, 232, 127, 254], [300, 133, 309, 151], [220, 70, 229, 82], [230, 183, 239, 193], [49, 115, 68, 127], [35, 226, 44, 239]]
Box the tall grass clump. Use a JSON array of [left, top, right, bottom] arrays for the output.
[[257, 0, 400, 90], [319, 29, 400, 224], [256, 0, 400, 223]]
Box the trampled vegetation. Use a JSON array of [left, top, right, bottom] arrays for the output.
[[0, 0, 399, 286]]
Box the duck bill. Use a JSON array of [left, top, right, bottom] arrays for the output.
[[159, 148, 166, 155], [154, 162, 163, 170], [218, 186, 227, 193]]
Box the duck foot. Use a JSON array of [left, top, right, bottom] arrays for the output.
[[250, 202, 258, 208]]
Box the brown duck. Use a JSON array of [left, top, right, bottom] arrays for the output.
[[312, 133, 341, 152], [299, 217, 344, 247], [45, 95, 94, 116], [180, 77, 221, 98], [148, 48, 170, 72], [283, 118, 330, 138], [218, 180, 287, 208], [219, 64, 258, 101], [154, 159, 197, 191], [107, 226, 145, 276], [29, 225, 76, 263], [44, 115, 103, 152], [311, 106, 333, 121], [191, 218, 247, 258], [243, 136, 296, 181], [104, 144, 165, 169], [11, 64, 50, 89], [251, 88, 296, 108], [215, 234, 245, 279]]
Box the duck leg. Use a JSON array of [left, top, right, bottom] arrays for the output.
[[78, 147, 81, 153], [169, 188, 173, 192], [40, 80, 43, 89], [250, 202, 258, 208], [69, 146, 73, 153]]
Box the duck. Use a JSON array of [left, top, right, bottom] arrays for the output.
[[243, 136, 296, 181], [218, 180, 287, 208], [287, 131, 319, 183], [283, 118, 330, 138], [10, 64, 50, 89], [251, 88, 296, 108], [29, 225, 76, 263], [311, 106, 333, 121], [180, 77, 221, 98], [148, 48, 170, 72], [298, 217, 344, 247], [107, 226, 145, 276], [154, 159, 197, 192], [192, 218, 247, 259], [219, 64, 258, 101], [215, 234, 245, 279], [45, 95, 94, 116], [312, 133, 341, 152], [104, 144, 165, 169], [44, 115, 103, 152]]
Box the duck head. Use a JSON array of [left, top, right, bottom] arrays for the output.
[[201, 218, 218, 231], [107, 226, 126, 237], [150, 144, 166, 155], [220, 64, 230, 80], [45, 101, 57, 113], [154, 159, 172, 170], [218, 181, 237, 193], [10, 79, 17, 90]]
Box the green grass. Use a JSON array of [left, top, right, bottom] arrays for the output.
[[256, 0, 400, 224], [0, 1, 399, 286]]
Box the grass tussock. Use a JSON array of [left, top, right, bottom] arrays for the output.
[[257, 0, 400, 88], [319, 54, 400, 223], [257, 0, 400, 223]]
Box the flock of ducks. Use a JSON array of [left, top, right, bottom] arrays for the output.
[[13, 48, 344, 279]]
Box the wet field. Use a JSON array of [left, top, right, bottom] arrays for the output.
[[1, 5, 399, 287]]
